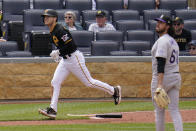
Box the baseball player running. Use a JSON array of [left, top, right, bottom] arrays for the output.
[[38, 9, 121, 119], [151, 15, 183, 131]]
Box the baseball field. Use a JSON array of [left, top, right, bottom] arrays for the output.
[[0, 99, 195, 131]]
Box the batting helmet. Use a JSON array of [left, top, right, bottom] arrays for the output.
[[41, 9, 58, 21]]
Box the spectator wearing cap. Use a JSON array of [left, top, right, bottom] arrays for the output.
[[61, 11, 83, 31], [88, 10, 116, 40], [173, 17, 192, 51], [189, 40, 196, 55]]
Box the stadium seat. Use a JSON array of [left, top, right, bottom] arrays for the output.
[[127, 0, 155, 15], [141, 50, 151, 56], [82, 10, 110, 26], [112, 10, 140, 26], [0, 0, 2, 10], [143, 9, 171, 29], [123, 41, 151, 55], [0, 41, 32, 57], [56, 9, 80, 23], [179, 51, 190, 56], [2, 0, 30, 40], [110, 50, 138, 56], [191, 30, 196, 40], [184, 20, 196, 30], [33, 0, 63, 9], [148, 20, 157, 31], [115, 20, 144, 36], [65, 0, 92, 15], [70, 30, 94, 55], [96, 31, 123, 49], [23, 9, 48, 33], [0, 52, 3, 57], [84, 21, 95, 30], [2, 0, 30, 22], [96, 31, 123, 44], [23, 9, 50, 55], [0, 41, 18, 56], [174, 9, 196, 20], [96, 0, 123, 15], [91, 40, 120, 56], [127, 30, 155, 47], [159, 0, 188, 14]]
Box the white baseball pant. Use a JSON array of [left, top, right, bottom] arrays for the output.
[[50, 50, 114, 112], [151, 73, 183, 131]]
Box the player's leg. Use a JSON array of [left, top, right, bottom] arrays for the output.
[[69, 51, 121, 105], [168, 87, 183, 131], [152, 92, 166, 131], [155, 108, 165, 131], [50, 59, 70, 112], [151, 79, 165, 131], [39, 59, 70, 118]]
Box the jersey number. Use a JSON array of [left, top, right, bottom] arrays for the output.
[[169, 49, 178, 64]]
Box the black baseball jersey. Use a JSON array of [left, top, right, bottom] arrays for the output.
[[173, 29, 192, 51], [50, 23, 77, 56]]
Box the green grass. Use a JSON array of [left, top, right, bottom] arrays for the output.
[[0, 100, 195, 131], [0, 100, 195, 121], [0, 123, 196, 131]]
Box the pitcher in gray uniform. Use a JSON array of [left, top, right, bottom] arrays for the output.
[[151, 15, 183, 131]]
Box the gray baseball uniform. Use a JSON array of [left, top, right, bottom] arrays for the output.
[[151, 34, 183, 131]]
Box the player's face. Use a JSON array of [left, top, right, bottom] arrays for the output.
[[156, 21, 168, 34], [96, 17, 106, 27], [44, 16, 56, 26], [189, 45, 196, 55]]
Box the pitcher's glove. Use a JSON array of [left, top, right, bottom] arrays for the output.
[[154, 88, 170, 109], [50, 50, 61, 62]]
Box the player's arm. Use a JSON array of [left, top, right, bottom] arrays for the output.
[[88, 24, 94, 31], [156, 57, 166, 88]]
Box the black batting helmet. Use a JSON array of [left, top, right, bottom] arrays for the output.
[[41, 9, 58, 21]]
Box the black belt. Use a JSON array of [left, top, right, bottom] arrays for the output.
[[173, 72, 179, 73], [63, 54, 72, 59], [62, 49, 77, 59]]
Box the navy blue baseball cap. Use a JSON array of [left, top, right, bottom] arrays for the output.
[[96, 10, 106, 17], [154, 14, 172, 25], [189, 40, 196, 46], [173, 17, 184, 24]]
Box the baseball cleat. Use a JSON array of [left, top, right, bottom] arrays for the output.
[[113, 86, 121, 105], [38, 107, 57, 119]]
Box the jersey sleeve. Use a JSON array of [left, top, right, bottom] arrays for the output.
[[59, 27, 73, 44], [155, 38, 168, 58], [109, 24, 116, 31], [88, 24, 94, 31]]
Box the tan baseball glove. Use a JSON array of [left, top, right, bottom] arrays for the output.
[[154, 87, 170, 109]]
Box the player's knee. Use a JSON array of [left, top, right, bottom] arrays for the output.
[[84, 78, 96, 88], [168, 105, 179, 112], [51, 79, 61, 87]]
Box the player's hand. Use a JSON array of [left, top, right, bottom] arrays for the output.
[[50, 50, 61, 62], [154, 87, 170, 109]]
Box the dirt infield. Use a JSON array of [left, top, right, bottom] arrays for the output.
[[0, 109, 195, 126]]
